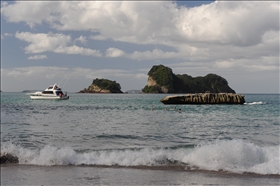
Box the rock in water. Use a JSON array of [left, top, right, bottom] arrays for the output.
[[160, 93, 245, 104], [0, 154, 19, 164]]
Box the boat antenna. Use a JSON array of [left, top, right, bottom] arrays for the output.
[[62, 74, 72, 89], [59, 76, 67, 86]]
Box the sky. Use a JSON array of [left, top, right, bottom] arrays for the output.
[[1, 1, 279, 93]]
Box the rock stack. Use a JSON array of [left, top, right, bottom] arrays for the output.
[[160, 93, 245, 104]]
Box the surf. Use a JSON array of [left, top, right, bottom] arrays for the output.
[[1, 139, 279, 175]]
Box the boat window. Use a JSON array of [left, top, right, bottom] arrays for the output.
[[42, 91, 54, 94], [48, 86, 53, 89]]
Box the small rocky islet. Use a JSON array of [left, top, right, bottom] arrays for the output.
[[160, 93, 245, 105], [78, 78, 123, 93]]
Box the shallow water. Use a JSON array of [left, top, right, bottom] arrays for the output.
[[1, 93, 279, 185], [1, 165, 280, 186]]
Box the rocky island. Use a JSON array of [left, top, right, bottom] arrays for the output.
[[142, 64, 245, 104], [142, 64, 235, 94], [79, 78, 123, 93]]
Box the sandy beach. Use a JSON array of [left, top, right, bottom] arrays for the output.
[[2, 164, 279, 186]]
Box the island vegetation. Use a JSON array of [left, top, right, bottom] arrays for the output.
[[79, 78, 123, 93], [142, 64, 235, 93]]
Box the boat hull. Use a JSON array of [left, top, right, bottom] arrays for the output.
[[28, 83, 69, 100], [30, 95, 69, 100]]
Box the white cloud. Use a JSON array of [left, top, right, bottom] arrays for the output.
[[14, 32, 102, 57], [15, 32, 71, 53], [128, 49, 178, 61], [54, 45, 102, 57], [106, 47, 125, 57], [176, 1, 279, 46], [4, 1, 278, 63], [4, 33, 13, 37], [1, 33, 13, 39], [74, 35, 87, 45], [135, 73, 148, 79], [3, 1, 277, 47], [214, 60, 236, 69], [1, 2, 61, 28], [28, 55, 47, 60]]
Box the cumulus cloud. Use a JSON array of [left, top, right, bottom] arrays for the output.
[[180, 2, 278, 46], [1, 1, 62, 28], [28, 55, 47, 60], [74, 35, 87, 45], [2, 1, 278, 46], [106, 47, 125, 57], [14, 32, 102, 57], [54, 45, 102, 57], [3, 1, 278, 62], [15, 32, 71, 53]]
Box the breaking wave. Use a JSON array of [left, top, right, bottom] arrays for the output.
[[244, 101, 265, 105], [1, 140, 279, 175]]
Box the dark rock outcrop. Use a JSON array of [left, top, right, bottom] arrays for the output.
[[160, 93, 245, 104], [0, 154, 19, 164]]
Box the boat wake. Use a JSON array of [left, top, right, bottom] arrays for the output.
[[1, 140, 279, 175]]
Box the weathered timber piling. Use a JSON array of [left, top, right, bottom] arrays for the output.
[[160, 93, 245, 104]]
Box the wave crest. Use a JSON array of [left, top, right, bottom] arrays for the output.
[[1, 140, 279, 175]]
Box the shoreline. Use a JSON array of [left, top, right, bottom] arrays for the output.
[[2, 164, 279, 178], [1, 164, 279, 186]]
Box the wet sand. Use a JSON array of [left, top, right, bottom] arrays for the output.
[[1, 164, 279, 186]]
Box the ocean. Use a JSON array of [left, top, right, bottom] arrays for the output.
[[1, 92, 279, 185]]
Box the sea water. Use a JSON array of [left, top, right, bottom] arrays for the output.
[[1, 93, 279, 185]]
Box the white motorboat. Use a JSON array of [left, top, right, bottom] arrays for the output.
[[29, 83, 69, 100]]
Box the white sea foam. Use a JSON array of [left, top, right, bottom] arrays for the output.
[[180, 140, 279, 174], [245, 101, 265, 105], [1, 140, 279, 175]]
